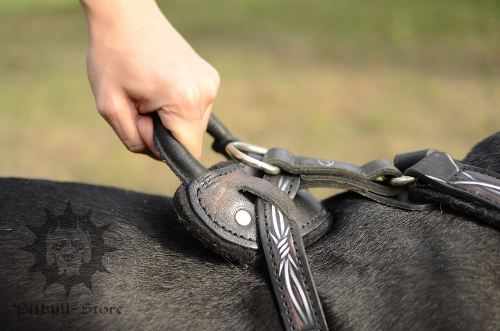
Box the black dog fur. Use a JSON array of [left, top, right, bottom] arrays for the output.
[[0, 133, 499, 330]]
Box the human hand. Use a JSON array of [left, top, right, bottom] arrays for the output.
[[81, 0, 220, 159]]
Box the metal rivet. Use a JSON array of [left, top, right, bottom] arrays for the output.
[[389, 175, 416, 186], [235, 209, 252, 226]]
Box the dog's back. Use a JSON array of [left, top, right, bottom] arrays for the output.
[[1, 133, 499, 330]]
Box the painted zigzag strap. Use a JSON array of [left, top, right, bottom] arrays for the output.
[[256, 174, 328, 331], [405, 151, 500, 210]]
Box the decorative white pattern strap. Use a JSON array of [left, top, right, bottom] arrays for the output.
[[256, 174, 328, 331]]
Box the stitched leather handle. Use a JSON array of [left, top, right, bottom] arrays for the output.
[[152, 112, 208, 183], [207, 115, 238, 155]]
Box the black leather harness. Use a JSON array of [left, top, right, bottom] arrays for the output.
[[152, 113, 500, 330]]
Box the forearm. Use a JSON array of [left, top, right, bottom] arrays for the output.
[[80, 0, 158, 17]]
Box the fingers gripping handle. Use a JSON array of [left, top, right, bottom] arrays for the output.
[[152, 112, 207, 183]]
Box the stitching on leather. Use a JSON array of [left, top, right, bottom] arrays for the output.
[[264, 202, 294, 330], [300, 210, 324, 229], [286, 176, 324, 230], [288, 174, 323, 328], [196, 168, 257, 242], [290, 225, 321, 329], [286, 176, 295, 196]]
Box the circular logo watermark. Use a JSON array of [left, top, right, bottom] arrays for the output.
[[23, 201, 116, 296]]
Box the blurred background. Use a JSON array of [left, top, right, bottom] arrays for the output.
[[1, 0, 499, 196]]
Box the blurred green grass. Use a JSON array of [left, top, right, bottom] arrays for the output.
[[1, 0, 499, 196]]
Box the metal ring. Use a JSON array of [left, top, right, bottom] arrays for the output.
[[225, 142, 281, 175]]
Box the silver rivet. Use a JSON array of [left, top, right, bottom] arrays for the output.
[[389, 175, 416, 186], [235, 209, 252, 226]]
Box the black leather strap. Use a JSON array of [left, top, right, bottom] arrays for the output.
[[265, 148, 400, 179], [264, 148, 431, 210], [207, 115, 238, 156], [256, 173, 328, 331], [152, 113, 239, 182], [264, 148, 400, 194], [404, 151, 500, 211], [152, 113, 207, 183], [394, 149, 435, 172]]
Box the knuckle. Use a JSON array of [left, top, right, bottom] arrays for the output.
[[177, 82, 202, 108], [96, 103, 109, 117], [206, 69, 220, 92], [205, 81, 218, 101], [96, 95, 122, 119], [210, 68, 221, 88], [200, 73, 220, 104], [123, 141, 144, 153]]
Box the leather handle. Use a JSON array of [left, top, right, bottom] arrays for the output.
[[207, 115, 238, 155], [152, 112, 208, 183]]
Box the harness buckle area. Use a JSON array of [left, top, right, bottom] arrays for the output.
[[225, 141, 281, 175]]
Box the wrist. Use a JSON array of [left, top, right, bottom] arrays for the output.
[[81, 0, 162, 35]]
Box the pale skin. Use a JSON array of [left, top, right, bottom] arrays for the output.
[[80, 0, 220, 159]]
